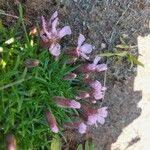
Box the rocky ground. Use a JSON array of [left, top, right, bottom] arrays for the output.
[[0, 0, 150, 149]]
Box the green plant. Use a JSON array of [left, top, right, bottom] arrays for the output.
[[0, 6, 77, 149], [99, 37, 144, 68], [0, 3, 108, 149]]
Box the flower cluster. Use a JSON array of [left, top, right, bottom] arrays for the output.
[[40, 11, 108, 135]]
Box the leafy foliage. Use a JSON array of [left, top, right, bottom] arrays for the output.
[[0, 7, 78, 149], [99, 37, 144, 68]]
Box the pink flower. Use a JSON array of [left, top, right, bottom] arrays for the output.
[[66, 34, 93, 59], [79, 106, 97, 126], [97, 107, 108, 124], [45, 111, 59, 133], [78, 56, 107, 73], [54, 96, 81, 109], [76, 34, 93, 59], [79, 106, 108, 127], [63, 73, 77, 80], [83, 79, 106, 101], [40, 11, 71, 57]]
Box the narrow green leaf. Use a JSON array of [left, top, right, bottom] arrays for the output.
[[116, 44, 129, 49], [85, 141, 90, 150], [120, 37, 126, 45], [77, 144, 83, 150], [50, 136, 61, 150], [127, 53, 144, 67], [99, 51, 127, 57]]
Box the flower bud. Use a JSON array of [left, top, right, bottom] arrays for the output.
[[54, 96, 81, 109], [6, 134, 16, 150], [76, 91, 90, 100], [63, 73, 77, 80], [24, 59, 39, 68], [45, 111, 59, 133]]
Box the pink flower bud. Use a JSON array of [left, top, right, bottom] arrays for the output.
[[76, 91, 90, 100], [54, 96, 81, 109], [24, 59, 39, 68], [66, 57, 77, 64], [65, 48, 79, 57], [63, 73, 77, 80], [45, 111, 59, 133], [6, 134, 16, 150]]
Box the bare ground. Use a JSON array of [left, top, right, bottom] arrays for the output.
[[0, 0, 150, 149]]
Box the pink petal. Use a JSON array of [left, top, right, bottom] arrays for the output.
[[40, 30, 49, 42], [78, 123, 87, 134], [98, 107, 108, 118], [80, 44, 92, 54], [49, 43, 61, 56], [96, 64, 107, 72], [51, 126, 59, 133], [49, 11, 58, 24], [41, 16, 51, 39], [58, 26, 71, 38], [87, 64, 97, 71], [97, 116, 105, 125], [78, 34, 85, 47], [87, 115, 97, 125], [92, 90, 103, 100], [90, 80, 102, 90], [52, 18, 58, 34], [93, 56, 101, 65], [80, 52, 90, 60]]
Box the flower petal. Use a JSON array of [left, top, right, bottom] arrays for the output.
[[87, 64, 97, 71], [58, 26, 71, 38], [80, 52, 90, 60], [97, 116, 105, 125], [78, 34, 85, 47], [40, 30, 49, 42], [49, 43, 61, 56], [52, 18, 58, 34], [78, 123, 87, 134], [41, 16, 51, 39], [80, 43, 92, 54], [98, 107, 108, 118], [93, 56, 101, 65], [96, 64, 107, 72], [49, 11, 58, 24]]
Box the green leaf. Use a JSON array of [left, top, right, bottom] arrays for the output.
[[116, 44, 129, 49], [99, 51, 127, 57], [77, 144, 83, 150], [127, 53, 144, 67], [85, 141, 90, 150], [120, 37, 126, 45], [50, 136, 61, 150]]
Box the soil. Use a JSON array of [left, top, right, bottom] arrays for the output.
[[0, 0, 150, 150]]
